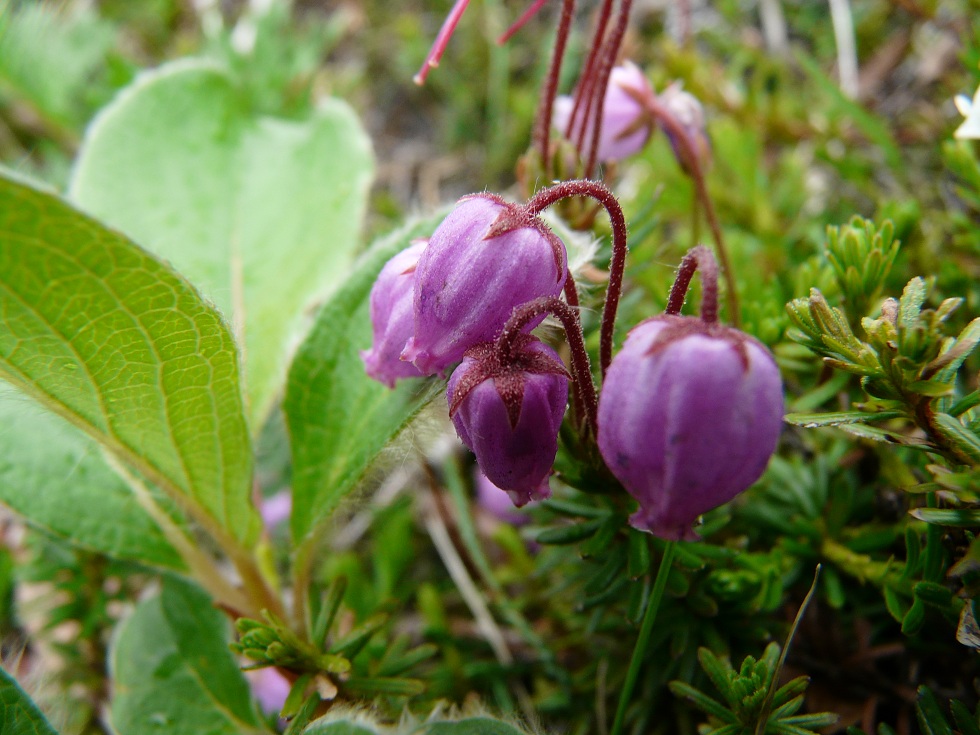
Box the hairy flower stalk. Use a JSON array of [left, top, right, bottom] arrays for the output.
[[624, 84, 740, 324], [534, 0, 575, 180], [497, 295, 599, 437], [582, 0, 634, 176], [523, 179, 629, 376]]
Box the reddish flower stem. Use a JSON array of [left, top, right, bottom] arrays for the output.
[[584, 0, 633, 177], [524, 180, 628, 377], [664, 245, 719, 323], [414, 0, 472, 85], [498, 296, 598, 438], [563, 273, 586, 425], [567, 0, 615, 145], [629, 90, 740, 325], [534, 0, 576, 180], [497, 0, 549, 44]]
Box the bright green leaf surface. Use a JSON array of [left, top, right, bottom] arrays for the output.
[[110, 577, 267, 735], [0, 173, 259, 544], [70, 60, 374, 430], [285, 215, 444, 544], [0, 666, 59, 735], [0, 383, 184, 569]]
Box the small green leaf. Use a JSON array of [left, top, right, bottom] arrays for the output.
[[342, 677, 425, 698], [110, 578, 267, 735], [0, 173, 259, 544], [910, 508, 980, 527], [950, 699, 980, 735], [669, 681, 738, 723], [901, 598, 927, 636], [930, 414, 980, 463], [913, 581, 954, 609], [0, 665, 59, 735], [285, 214, 445, 545], [915, 687, 954, 735], [70, 60, 374, 430], [783, 410, 903, 428]]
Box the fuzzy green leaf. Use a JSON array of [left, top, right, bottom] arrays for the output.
[[70, 60, 374, 430], [0, 173, 259, 544], [110, 578, 267, 735], [285, 214, 445, 545], [0, 666, 59, 735], [0, 384, 184, 569]]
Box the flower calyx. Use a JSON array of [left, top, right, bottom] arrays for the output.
[[448, 333, 570, 430]]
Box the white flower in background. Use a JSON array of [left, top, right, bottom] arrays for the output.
[[954, 88, 980, 139]]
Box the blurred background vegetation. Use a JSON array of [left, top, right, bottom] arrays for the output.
[[4, 1, 980, 734]]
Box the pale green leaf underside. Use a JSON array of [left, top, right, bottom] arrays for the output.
[[285, 215, 445, 544], [0, 173, 259, 544], [110, 577, 267, 735], [70, 60, 375, 431], [0, 666, 60, 735], [0, 383, 184, 569]]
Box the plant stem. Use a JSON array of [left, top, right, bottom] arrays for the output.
[[630, 92, 740, 326], [664, 245, 719, 323], [610, 540, 676, 735], [524, 179, 629, 377], [534, 0, 576, 181], [584, 0, 633, 178], [499, 296, 599, 438]]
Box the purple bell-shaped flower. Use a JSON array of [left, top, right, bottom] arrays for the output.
[[402, 195, 568, 375], [552, 62, 654, 164], [360, 241, 428, 387], [447, 334, 569, 507], [597, 247, 783, 540]]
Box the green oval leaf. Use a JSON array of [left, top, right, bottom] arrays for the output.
[[0, 173, 259, 544], [285, 215, 444, 545], [70, 60, 374, 430]]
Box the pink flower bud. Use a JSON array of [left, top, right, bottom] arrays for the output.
[[597, 316, 783, 540], [402, 195, 567, 375], [360, 241, 427, 387], [553, 62, 654, 163], [658, 82, 711, 173], [447, 335, 569, 507]]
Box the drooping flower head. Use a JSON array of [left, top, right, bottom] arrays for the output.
[[553, 62, 654, 164], [658, 82, 712, 174], [402, 194, 568, 376], [448, 334, 569, 507], [597, 246, 783, 540], [360, 241, 428, 387]]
